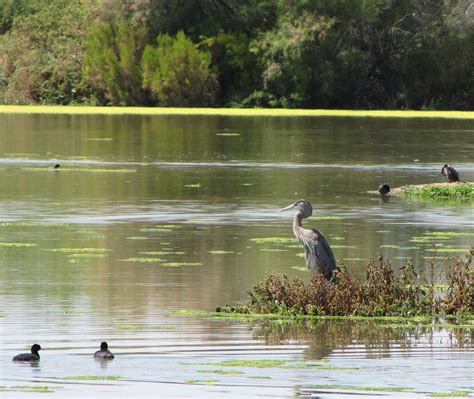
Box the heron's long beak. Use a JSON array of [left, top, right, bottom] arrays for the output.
[[280, 204, 295, 212]]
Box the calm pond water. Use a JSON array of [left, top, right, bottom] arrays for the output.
[[0, 113, 473, 398]]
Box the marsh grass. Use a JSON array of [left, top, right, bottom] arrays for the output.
[[218, 253, 473, 317]]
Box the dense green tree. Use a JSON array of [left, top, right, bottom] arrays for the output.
[[142, 31, 218, 106], [0, 0, 94, 104], [200, 33, 261, 105], [0, 0, 472, 109], [0, 0, 40, 34], [83, 18, 147, 105]]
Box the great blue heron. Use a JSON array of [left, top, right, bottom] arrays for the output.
[[281, 200, 336, 280], [378, 183, 390, 196], [441, 164, 461, 182], [94, 341, 114, 359], [12, 344, 41, 362]]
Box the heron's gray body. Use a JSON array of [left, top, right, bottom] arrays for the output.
[[282, 200, 336, 280]]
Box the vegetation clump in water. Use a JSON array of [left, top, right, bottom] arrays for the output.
[[393, 183, 474, 200], [217, 254, 473, 317]]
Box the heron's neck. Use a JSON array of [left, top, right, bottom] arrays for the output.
[[293, 212, 304, 228]]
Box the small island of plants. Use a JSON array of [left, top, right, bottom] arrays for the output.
[[216, 253, 473, 318], [391, 182, 474, 200]]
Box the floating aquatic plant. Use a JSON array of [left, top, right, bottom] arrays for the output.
[[0, 242, 37, 247], [250, 237, 296, 244], [216, 132, 240, 136], [184, 183, 201, 188], [115, 324, 145, 330], [429, 392, 470, 397], [185, 379, 220, 384], [310, 384, 413, 392], [394, 183, 474, 200], [209, 250, 235, 254], [0, 385, 53, 392], [64, 376, 120, 381], [162, 262, 202, 267], [197, 369, 244, 375], [23, 167, 137, 173], [119, 258, 164, 263], [45, 248, 108, 253]]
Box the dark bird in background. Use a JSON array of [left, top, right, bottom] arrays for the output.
[[441, 164, 461, 182], [12, 344, 41, 362], [281, 200, 336, 281], [54, 164, 60, 169], [378, 183, 390, 196], [94, 341, 114, 359]]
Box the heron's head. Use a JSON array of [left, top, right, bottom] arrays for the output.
[[280, 199, 313, 217], [31, 344, 41, 353], [100, 342, 108, 351], [441, 164, 449, 175]]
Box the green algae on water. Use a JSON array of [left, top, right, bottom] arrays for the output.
[[23, 167, 137, 173], [64, 376, 120, 381], [196, 359, 357, 371], [429, 392, 470, 397], [0, 221, 70, 227], [45, 248, 109, 253], [0, 242, 37, 247], [139, 251, 186, 255], [197, 369, 244, 375], [0, 385, 54, 392], [184, 183, 202, 188], [311, 384, 412, 392], [248, 376, 272, 379], [115, 324, 145, 330], [162, 262, 202, 267], [68, 253, 108, 258], [250, 237, 296, 244], [185, 379, 220, 384], [119, 257, 164, 263]]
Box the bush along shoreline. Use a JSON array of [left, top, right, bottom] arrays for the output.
[[216, 253, 473, 318]]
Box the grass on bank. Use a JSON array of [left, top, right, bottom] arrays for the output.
[[217, 253, 473, 318], [1, 105, 474, 119]]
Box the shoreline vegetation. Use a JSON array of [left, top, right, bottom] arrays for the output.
[[215, 253, 473, 319], [0, 2, 472, 110], [1, 105, 474, 119]]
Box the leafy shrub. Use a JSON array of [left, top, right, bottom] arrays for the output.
[[219, 253, 473, 317], [0, 0, 94, 104], [83, 18, 147, 105], [142, 31, 218, 106]]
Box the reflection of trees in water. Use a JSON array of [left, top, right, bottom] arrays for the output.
[[250, 319, 473, 360]]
